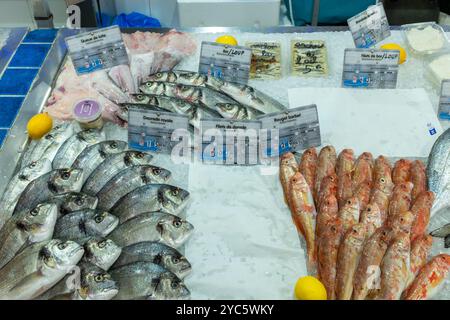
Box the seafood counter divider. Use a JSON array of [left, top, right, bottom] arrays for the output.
[[0, 26, 450, 299]]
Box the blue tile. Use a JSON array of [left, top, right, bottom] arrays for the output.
[[0, 69, 38, 95], [0, 97, 24, 127], [9, 44, 51, 68], [23, 29, 58, 43], [0, 129, 8, 149]]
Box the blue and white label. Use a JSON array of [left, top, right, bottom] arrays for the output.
[[348, 2, 391, 48], [65, 26, 129, 75], [342, 49, 399, 89], [438, 80, 450, 120]]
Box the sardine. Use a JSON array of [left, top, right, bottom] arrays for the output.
[[0, 159, 52, 228], [13, 169, 84, 215], [72, 140, 128, 182], [96, 165, 172, 211], [335, 223, 367, 300], [20, 122, 74, 169], [314, 146, 337, 205], [392, 159, 412, 185], [0, 239, 84, 300], [410, 191, 434, 241], [112, 241, 192, 279], [410, 160, 427, 201], [427, 128, 450, 195], [82, 151, 153, 195], [110, 184, 190, 224], [36, 262, 118, 300], [317, 219, 343, 300], [110, 262, 190, 300], [83, 238, 122, 271], [109, 212, 194, 248], [403, 254, 450, 300], [53, 129, 106, 169], [353, 227, 393, 300], [289, 172, 317, 271], [379, 232, 410, 300], [0, 203, 57, 269], [53, 209, 119, 243]]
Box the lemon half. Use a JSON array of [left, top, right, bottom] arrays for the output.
[[294, 276, 327, 300], [381, 43, 407, 64], [216, 35, 238, 46], [27, 113, 53, 140]]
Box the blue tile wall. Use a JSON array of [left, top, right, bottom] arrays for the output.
[[23, 29, 58, 43], [0, 130, 8, 148], [0, 97, 25, 127], [0, 29, 58, 150], [0, 68, 39, 95], [9, 44, 52, 68]]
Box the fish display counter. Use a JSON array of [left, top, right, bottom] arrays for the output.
[[0, 26, 449, 300]]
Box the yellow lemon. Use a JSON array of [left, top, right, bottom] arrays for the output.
[[294, 276, 327, 300], [27, 113, 53, 140], [216, 35, 238, 46], [380, 43, 407, 64]]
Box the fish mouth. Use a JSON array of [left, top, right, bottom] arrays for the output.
[[103, 219, 119, 237]]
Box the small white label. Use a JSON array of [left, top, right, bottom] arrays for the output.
[[342, 49, 399, 89], [199, 42, 252, 85], [438, 80, 450, 120], [65, 26, 129, 75], [258, 105, 321, 155], [348, 3, 391, 48]]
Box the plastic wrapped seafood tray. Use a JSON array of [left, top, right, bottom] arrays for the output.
[[1, 27, 450, 300]]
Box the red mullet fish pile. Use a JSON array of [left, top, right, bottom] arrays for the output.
[[280, 147, 450, 300]]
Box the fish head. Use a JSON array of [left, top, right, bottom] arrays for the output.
[[346, 224, 367, 246], [280, 152, 297, 168], [395, 182, 414, 194], [376, 227, 394, 245], [84, 238, 122, 270], [176, 84, 199, 101], [100, 141, 128, 156], [180, 72, 207, 86], [358, 152, 373, 162], [374, 174, 394, 195], [44, 123, 74, 142], [159, 185, 190, 213], [389, 211, 415, 234], [125, 151, 153, 166], [85, 211, 119, 238], [392, 231, 411, 252], [215, 102, 242, 119], [362, 203, 382, 228], [147, 71, 176, 83], [319, 194, 338, 214], [302, 147, 318, 162], [20, 158, 52, 180], [50, 169, 84, 194], [343, 196, 361, 213], [160, 252, 192, 279], [78, 129, 105, 144], [130, 94, 153, 104], [41, 239, 84, 271], [142, 166, 172, 184], [140, 81, 165, 95], [206, 76, 224, 90], [156, 214, 194, 247], [79, 270, 118, 300], [154, 272, 190, 300], [19, 203, 58, 243], [58, 193, 98, 216]]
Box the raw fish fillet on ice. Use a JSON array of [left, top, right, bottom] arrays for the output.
[[44, 60, 126, 125]]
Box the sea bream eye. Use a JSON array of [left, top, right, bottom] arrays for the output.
[[172, 257, 180, 264], [57, 242, 68, 250], [75, 197, 84, 206], [171, 189, 179, 196], [28, 162, 36, 168], [173, 220, 182, 228], [171, 281, 179, 289], [95, 214, 104, 223], [30, 208, 39, 216], [153, 168, 161, 175], [98, 240, 107, 248], [95, 275, 104, 282], [61, 172, 71, 180]]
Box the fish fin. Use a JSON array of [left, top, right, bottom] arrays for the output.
[[430, 223, 450, 238], [445, 235, 450, 248]]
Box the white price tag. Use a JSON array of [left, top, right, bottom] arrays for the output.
[[438, 80, 450, 120]]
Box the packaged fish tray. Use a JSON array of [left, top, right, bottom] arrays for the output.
[[401, 22, 450, 57]]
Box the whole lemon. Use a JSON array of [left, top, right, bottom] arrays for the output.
[[27, 113, 53, 140], [216, 35, 238, 46], [294, 276, 327, 300], [380, 43, 407, 64]]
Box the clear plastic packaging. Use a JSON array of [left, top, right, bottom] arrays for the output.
[[402, 22, 449, 56], [425, 51, 450, 91]]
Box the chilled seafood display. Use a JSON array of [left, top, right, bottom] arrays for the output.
[[280, 146, 448, 300], [0, 124, 194, 300]]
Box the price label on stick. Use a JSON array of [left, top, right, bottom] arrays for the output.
[[128, 106, 189, 154], [438, 80, 450, 120], [348, 2, 391, 48], [65, 25, 129, 75], [199, 42, 252, 85], [258, 105, 321, 156], [342, 49, 400, 89]]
